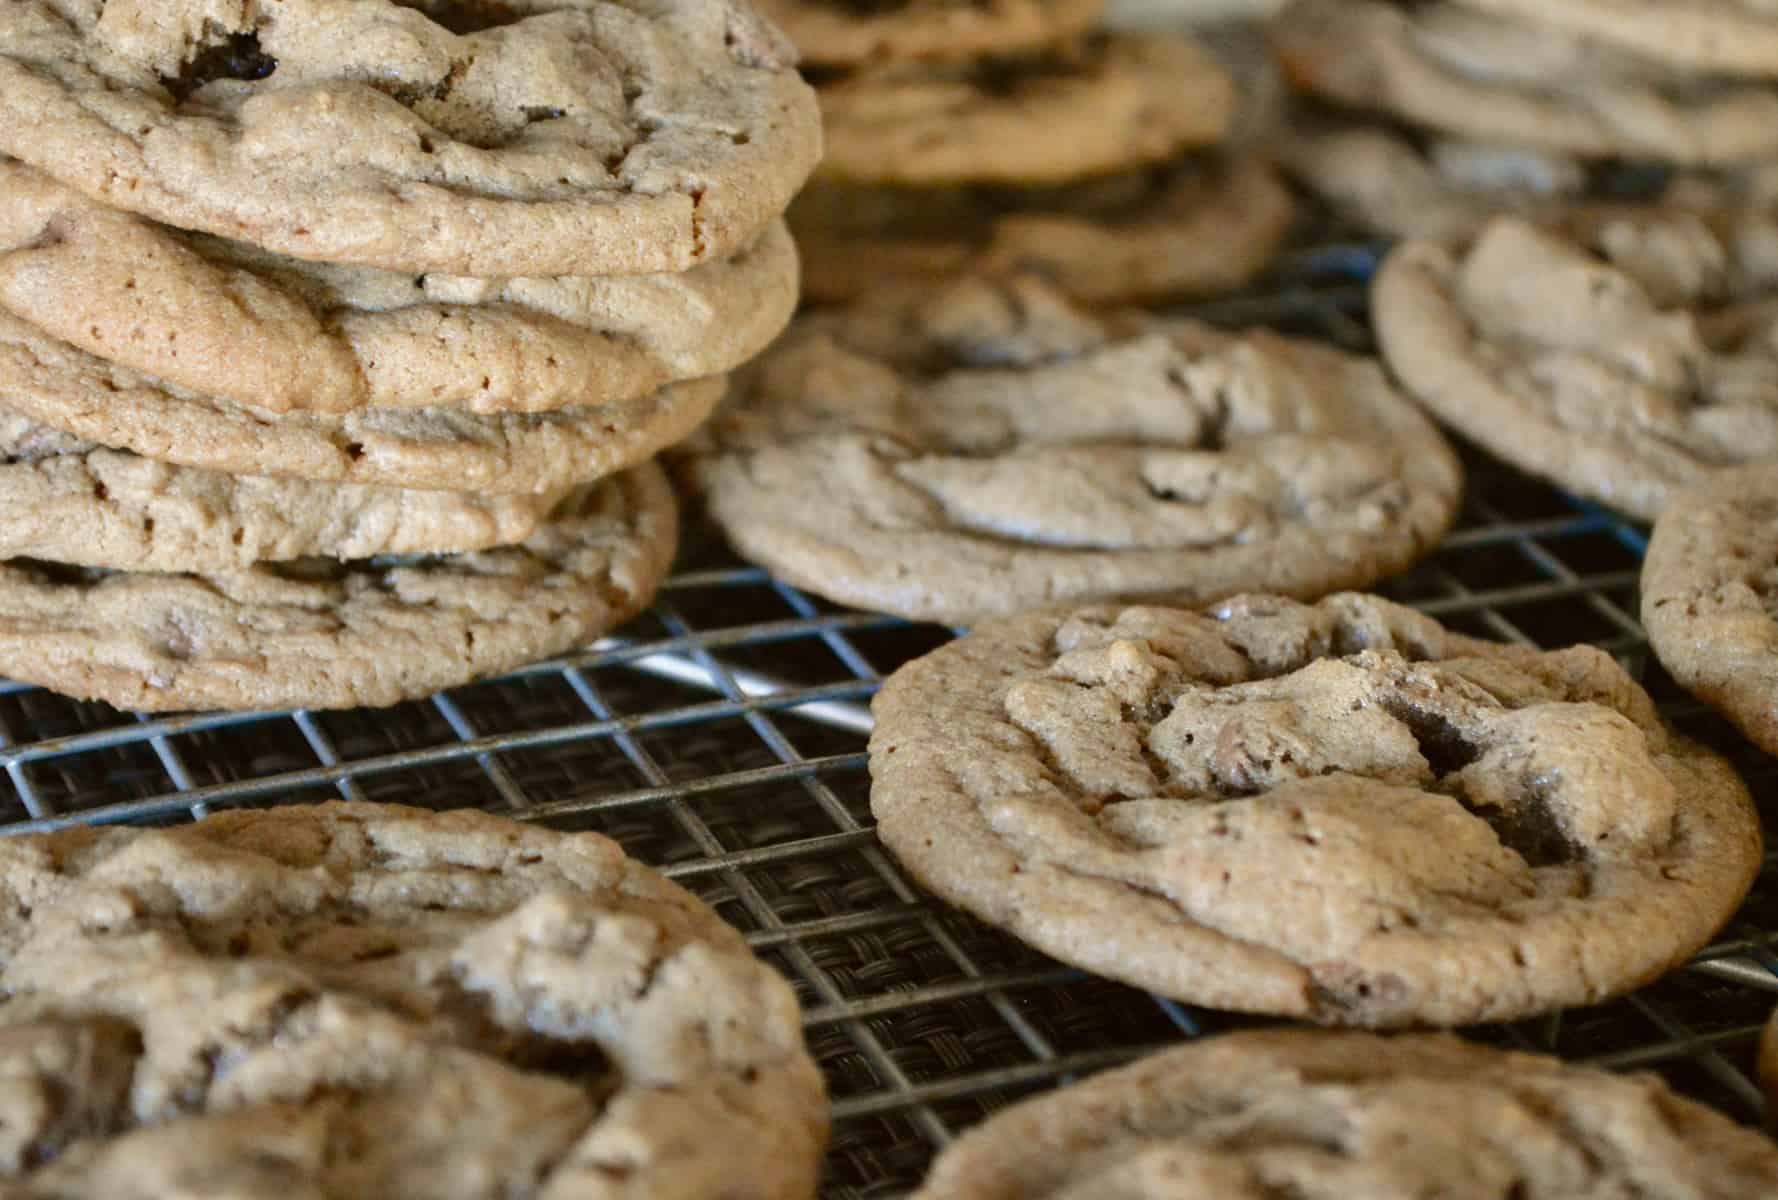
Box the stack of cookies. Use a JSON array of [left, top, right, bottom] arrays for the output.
[[769, 0, 1296, 306], [1270, 0, 1778, 239], [0, 0, 821, 712]]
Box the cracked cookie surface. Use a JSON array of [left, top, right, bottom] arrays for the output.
[[0, 461, 675, 711], [1643, 463, 1778, 756], [683, 276, 1459, 624], [757, 0, 1104, 66], [910, 1030, 1778, 1198], [0, 307, 722, 494], [0, 802, 826, 1197], [0, 160, 797, 416], [869, 593, 1760, 1025], [793, 156, 1294, 306], [0, 409, 563, 572], [0, 0, 821, 276], [1273, 0, 1778, 165], [815, 34, 1233, 186], [1375, 209, 1778, 519]]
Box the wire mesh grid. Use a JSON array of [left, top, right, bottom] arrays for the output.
[[1, 244, 1776, 1196]]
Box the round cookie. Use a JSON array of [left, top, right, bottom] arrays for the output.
[[911, 1030, 1778, 1197], [869, 592, 1761, 1025], [1454, 0, 1778, 80], [1374, 210, 1778, 519], [756, 0, 1105, 66], [0, 410, 563, 573], [794, 156, 1295, 305], [0, 160, 798, 416], [0, 462, 676, 711], [0, 802, 827, 1196], [1272, 0, 1778, 166], [815, 34, 1235, 186], [0, 309, 722, 495], [1274, 123, 1590, 241], [684, 276, 1461, 625], [0, 0, 821, 277], [1642, 464, 1778, 757]]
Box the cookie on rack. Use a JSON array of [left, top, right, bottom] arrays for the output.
[[909, 1030, 1778, 1197], [794, 156, 1294, 305], [816, 34, 1235, 186], [869, 592, 1761, 1025], [0, 308, 723, 495], [0, 462, 676, 711], [1272, 0, 1778, 166], [0, 161, 799, 416], [756, 0, 1105, 66], [0, 0, 821, 276], [1374, 210, 1778, 519], [1643, 463, 1778, 757], [0, 410, 564, 573], [0, 801, 827, 1196], [1452, 0, 1778, 80], [684, 276, 1460, 624]]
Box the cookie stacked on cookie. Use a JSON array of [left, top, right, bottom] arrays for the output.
[[0, 0, 822, 711], [1271, 0, 1778, 239], [777, 0, 1295, 305]]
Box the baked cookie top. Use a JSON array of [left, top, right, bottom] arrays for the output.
[[757, 0, 1105, 67], [869, 593, 1761, 1025], [685, 276, 1459, 624], [0, 802, 826, 1197], [0, 308, 722, 495], [0, 160, 798, 416], [0, 462, 675, 711], [1453, 0, 1778, 80], [815, 34, 1234, 186], [911, 1030, 1778, 1198], [0, 410, 562, 572], [1273, 0, 1778, 166], [794, 156, 1295, 305], [1374, 209, 1778, 519], [1643, 463, 1778, 757], [0, 0, 821, 276]]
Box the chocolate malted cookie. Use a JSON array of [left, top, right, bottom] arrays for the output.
[[911, 1030, 1778, 1198], [816, 34, 1234, 186], [685, 277, 1459, 624], [0, 160, 799, 416], [794, 156, 1295, 305], [0, 0, 821, 277], [758, 0, 1105, 66], [0, 410, 563, 573], [1374, 211, 1778, 519], [1454, 0, 1778, 80], [0, 309, 723, 495], [0, 802, 827, 1196], [1273, 0, 1778, 166], [0, 462, 675, 711], [1643, 464, 1778, 757], [870, 593, 1760, 1025]]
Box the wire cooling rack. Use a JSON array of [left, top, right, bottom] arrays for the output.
[[0, 244, 1775, 1196]]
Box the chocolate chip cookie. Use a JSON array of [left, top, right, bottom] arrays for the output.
[[911, 1030, 1778, 1197], [0, 802, 827, 1197], [816, 34, 1234, 186], [1643, 463, 1778, 756], [0, 0, 821, 276], [1374, 210, 1778, 519], [0, 308, 722, 495], [0, 462, 676, 711], [685, 277, 1460, 624], [757, 0, 1105, 66], [0, 160, 798, 416], [1454, 0, 1778, 80], [0, 410, 562, 573], [870, 593, 1761, 1025], [1273, 0, 1778, 166], [794, 156, 1294, 305]]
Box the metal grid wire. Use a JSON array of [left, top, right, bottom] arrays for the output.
[[1, 245, 1776, 1196]]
